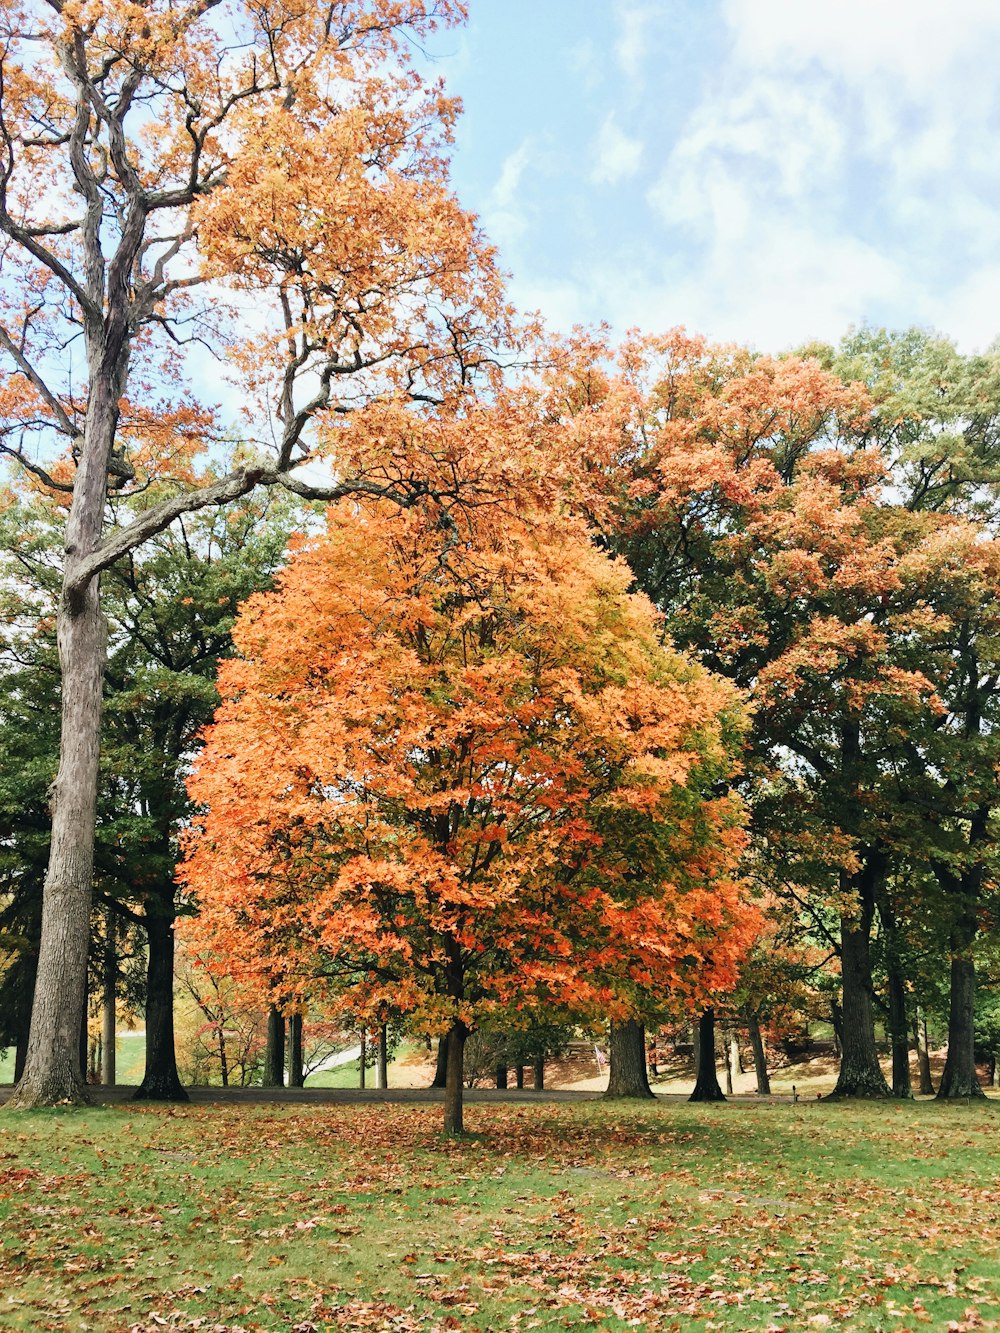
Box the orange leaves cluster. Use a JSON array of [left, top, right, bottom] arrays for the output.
[[182, 490, 754, 1030]]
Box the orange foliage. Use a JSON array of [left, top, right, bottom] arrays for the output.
[[182, 496, 757, 1036]]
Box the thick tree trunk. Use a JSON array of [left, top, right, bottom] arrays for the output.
[[134, 905, 188, 1101], [288, 1013, 304, 1088], [606, 1019, 654, 1098], [101, 909, 116, 1086], [8, 584, 106, 1108], [689, 1008, 726, 1101], [263, 1006, 285, 1087], [443, 1020, 468, 1135], [515, 1065, 524, 1089], [886, 963, 912, 1099], [358, 1030, 366, 1089], [376, 1023, 388, 1089], [914, 1009, 935, 1095], [532, 1054, 544, 1091], [876, 890, 912, 1098], [8, 322, 133, 1111], [747, 1014, 771, 1095], [828, 897, 890, 1099], [494, 1064, 508, 1089], [938, 911, 985, 1099], [430, 1036, 448, 1089]]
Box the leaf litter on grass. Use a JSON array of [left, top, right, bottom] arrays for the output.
[[0, 1100, 998, 1331]]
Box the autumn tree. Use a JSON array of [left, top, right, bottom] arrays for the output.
[[182, 498, 752, 1133], [0, 0, 519, 1108]]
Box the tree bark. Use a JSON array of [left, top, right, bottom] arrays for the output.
[[689, 1008, 726, 1101], [8, 283, 133, 1109], [358, 1030, 366, 1090], [914, 1008, 934, 1095], [377, 1022, 388, 1090], [134, 905, 188, 1101], [8, 578, 106, 1108], [532, 1053, 544, 1091], [514, 1064, 524, 1089], [747, 1014, 771, 1095], [606, 1018, 654, 1098], [101, 908, 116, 1086], [938, 909, 985, 1099], [443, 1020, 468, 1135], [262, 1006, 285, 1088], [430, 1036, 448, 1089], [494, 1064, 508, 1089], [828, 869, 891, 1099], [878, 894, 912, 1099], [886, 962, 912, 1099], [288, 1013, 304, 1088]]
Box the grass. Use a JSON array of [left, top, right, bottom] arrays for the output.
[[1, 1099, 998, 1331]]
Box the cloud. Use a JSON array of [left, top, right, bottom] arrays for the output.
[[482, 139, 536, 250], [613, 3, 653, 84], [636, 0, 1000, 349], [591, 114, 643, 185]]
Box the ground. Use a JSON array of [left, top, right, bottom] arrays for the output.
[[0, 1098, 997, 1332]]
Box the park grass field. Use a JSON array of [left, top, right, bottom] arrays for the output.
[[0, 1098, 998, 1331]]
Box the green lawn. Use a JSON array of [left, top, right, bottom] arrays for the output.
[[1, 1099, 997, 1330]]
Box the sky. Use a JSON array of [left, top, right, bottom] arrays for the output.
[[417, 0, 1000, 354]]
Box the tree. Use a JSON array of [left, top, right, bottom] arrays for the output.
[[182, 498, 752, 1133], [602, 330, 1000, 1099], [0, 0, 513, 1107]]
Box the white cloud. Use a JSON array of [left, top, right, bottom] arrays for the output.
[[614, 3, 653, 84], [482, 139, 535, 250], [636, 0, 1000, 349], [591, 114, 643, 185]]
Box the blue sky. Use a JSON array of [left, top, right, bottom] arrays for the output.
[[420, 0, 1000, 354]]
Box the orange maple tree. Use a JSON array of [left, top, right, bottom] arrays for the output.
[[182, 499, 755, 1131]]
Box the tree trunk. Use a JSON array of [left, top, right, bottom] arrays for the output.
[[532, 1053, 544, 1091], [101, 908, 116, 1086], [724, 1026, 741, 1094], [938, 910, 985, 1099], [606, 1018, 654, 1098], [514, 1065, 524, 1089], [218, 1026, 229, 1088], [263, 1005, 285, 1088], [828, 896, 890, 1099], [747, 1014, 770, 1095], [886, 962, 912, 1099], [358, 1030, 366, 1090], [8, 583, 106, 1108], [134, 904, 188, 1101], [876, 889, 912, 1098], [288, 1013, 304, 1088], [689, 1008, 726, 1101], [8, 332, 130, 1111], [430, 1036, 448, 1089], [377, 1023, 388, 1089], [443, 1020, 468, 1135], [914, 1008, 934, 1095], [494, 1064, 508, 1089]]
